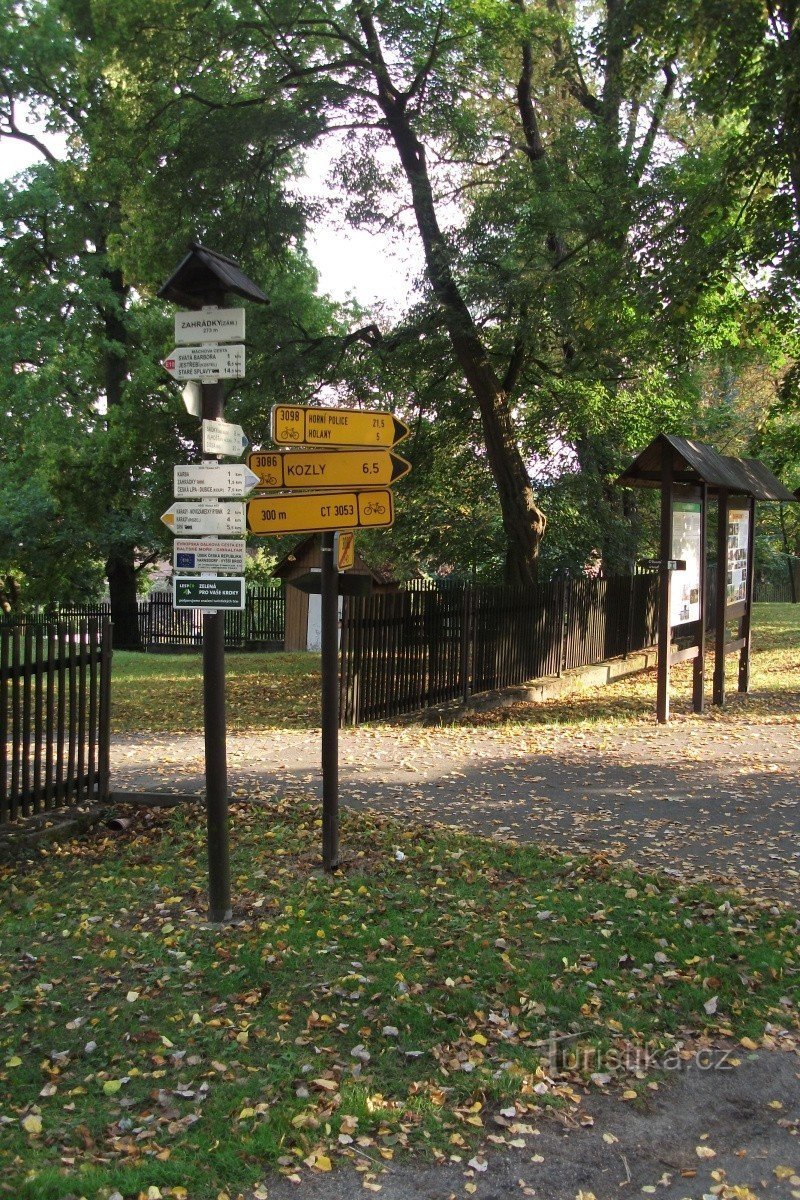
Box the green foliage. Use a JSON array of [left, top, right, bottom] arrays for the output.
[[244, 546, 279, 586], [0, 0, 345, 608], [2, 0, 798, 586]]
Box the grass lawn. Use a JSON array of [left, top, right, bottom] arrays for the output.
[[3, 604, 796, 1198], [110, 652, 321, 734], [1, 800, 797, 1200], [109, 604, 799, 737]]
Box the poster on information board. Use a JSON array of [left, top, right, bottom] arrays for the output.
[[727, 507, 750, 603], [670, 499, 703, 626]]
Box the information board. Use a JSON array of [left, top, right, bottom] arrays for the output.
[[727, 507, 750, 603], [670, 499, 702, 626]]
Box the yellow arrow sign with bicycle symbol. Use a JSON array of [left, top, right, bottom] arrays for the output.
[[246, 490, 394, 536]]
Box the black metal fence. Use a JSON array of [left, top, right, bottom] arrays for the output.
[[1, 619, 112, 824], [339, 574, 659, 725], [4, 587, 285, 651], [139, 588, 284, 649]]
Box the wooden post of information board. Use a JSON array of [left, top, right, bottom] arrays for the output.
[[656, 443, 673, 724], [692, 483, 708, 714], [713, 488, 729, 707], [738, 495, 756, 693]]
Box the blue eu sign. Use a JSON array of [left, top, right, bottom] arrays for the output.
[[176, 552, 195, 568]]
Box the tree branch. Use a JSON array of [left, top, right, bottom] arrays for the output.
[[515, 14, 546, 161], [632, 63, 677, 183], [502, 331, 528, 396], [0, 91, 61, 168], [406, 5, 447, 104]]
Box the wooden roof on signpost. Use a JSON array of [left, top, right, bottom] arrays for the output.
[[617, 434, 796, 501], [157, 243, 269, 309]]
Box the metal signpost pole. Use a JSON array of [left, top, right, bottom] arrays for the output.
[[201, 373, 232, 922], [320, 532, 340, 871]]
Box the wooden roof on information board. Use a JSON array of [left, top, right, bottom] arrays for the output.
[[617, 434, 796, 501]]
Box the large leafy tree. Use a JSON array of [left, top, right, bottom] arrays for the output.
[[0, 0, 341, 640], [124, 0, 792, 580]]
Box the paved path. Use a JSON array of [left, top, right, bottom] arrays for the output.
[[112, 689, 800, 903]]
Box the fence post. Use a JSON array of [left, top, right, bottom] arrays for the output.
[[97, 618, 113, 801], [460, 584, 473, 705], [557, 579, 568, 676]]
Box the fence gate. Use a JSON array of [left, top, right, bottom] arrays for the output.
[[1, 619, 112, 824]]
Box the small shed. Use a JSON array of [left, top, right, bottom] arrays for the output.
[[273, 536, 399, 652]]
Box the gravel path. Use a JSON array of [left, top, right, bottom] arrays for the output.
[[112, 694, 800, 902]]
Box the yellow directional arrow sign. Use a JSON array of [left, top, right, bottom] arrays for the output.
[[248, 448, 411, 491], [271, 405, 409, 449], [247, 490, 394, 536]]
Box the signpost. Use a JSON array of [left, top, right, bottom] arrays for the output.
[[174, 463, 260, 498], [174, 538, 247, 573], [248, 448, 410, 490], [290, 570, 372, 597], [334, 531, 355, 572], [271, 404, 409, 448], [247, 490, 393, 536], [161, 501, 246, 536], [248, 405, 411, 872], [158, 243, 268, 924], [173, 576, 246, 610], [639, 559, 686, 573], [182, 381, 203, 418], [163, 343, 245, 381], [202, 419, 249, 457]]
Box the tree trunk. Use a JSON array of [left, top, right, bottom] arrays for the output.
[[355, 5, 546, 584], [106, 550, 143, 650], [98, 248, 142, 649]]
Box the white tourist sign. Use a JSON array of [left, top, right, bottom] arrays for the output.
[[201, 419, 249, 457], [162, 343, 245, 381], [175, 307, 245, 345], [174, 463, 260, 499], [161, 501, 246, 536]]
